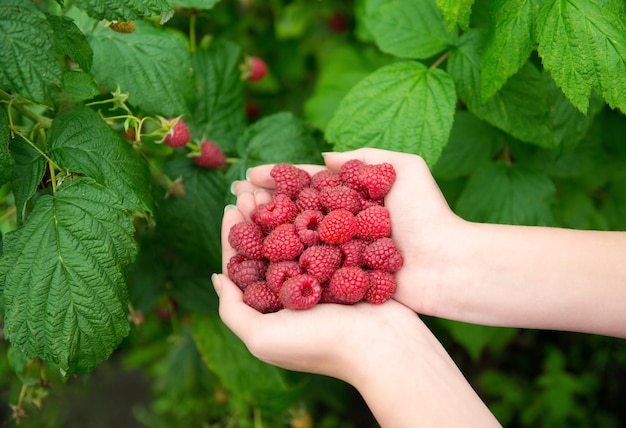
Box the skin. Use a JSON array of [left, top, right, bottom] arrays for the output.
[[213, 148, 626, 426]]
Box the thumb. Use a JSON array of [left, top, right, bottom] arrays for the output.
[[322, 148, 428, 172]]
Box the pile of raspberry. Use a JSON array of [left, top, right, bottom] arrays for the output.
[[227, 159, 403, 313]]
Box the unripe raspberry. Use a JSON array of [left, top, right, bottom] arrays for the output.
[[109, 20, 136, 33]]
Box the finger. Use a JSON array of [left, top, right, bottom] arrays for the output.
[[221, 205, 245, 272], [246, 164, 328, 189], [322, 148, 425, 172], [213, 273, 263, 342]]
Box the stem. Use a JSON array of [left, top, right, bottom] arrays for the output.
[[430, 51, 450, 69], [0, 205, 16, 224], [0, 89, 52, 128], [12, 129, 64, 175], [49, 160, 58, 193], [189, 13, 197, 53]]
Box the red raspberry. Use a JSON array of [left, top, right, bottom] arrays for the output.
[[358, 163, 396, 200], [340, 159, 365, 190], [243, 281, 283, 313], [319, 209, 357, 245], [365, 270, 397, 304], [320, 186, 361, 214], [247, 56, 268, 82], [227, 254, 268, 289], [194, 141, 226, 168], [357, 191, 384, 211], [251, 194, 297, 230], [270, 164, 311, 199], [265, 260, 303, 293], [319, 285, 344, 304], [293, 209, 324, 247], [295, 187, 323, 212], [310, 169, 343, 190], [328, 266, 369, 304], [279, 274, 322, 310], [262, 223, 304, 262], [363, 237, 403, 272], [228, 221, 264, 259], [163, 118, 191, 148], [355, 206, 391, 240], [339, 238, 368, 267], [299, 245, 343, 283]]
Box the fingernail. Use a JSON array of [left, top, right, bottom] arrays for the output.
[[245, 167, 252, 181], [211, 273, 221, 296], [229, 180, 239, 196], [224, 204, 237, 213]]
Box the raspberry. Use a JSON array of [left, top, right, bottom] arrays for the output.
[[340, 159, 365, 190], [243, 281, 283, 313], [247, 56, 268, 82], [262, 223, 304, 262], [339, 238, 368, 267], [355, 206, 391, 240], [279, 274, 322, 310], [109, 20, 136, 33], [329, 266, 369, 304], [251, 194, 297, 229], [363, 237, 403, 272], [319, 285, 344, 304], [163, 118, 191, 148], [265, 260, 303, 293], [293, 209, 324, 247], [319, 209, 357, 245], [320, 185, 361, 214], [194, 141, 226, 168], [228, 221, 264, 259], [358, 163, 396, 200], [227, 254, 268, 289], [299, 245, 343, 283], [295, 187, 323, 212], [365, 270, 397, 304], [357, 191, 384, 211], [270, 164, 311, 199], [310, 169, 343, 190]]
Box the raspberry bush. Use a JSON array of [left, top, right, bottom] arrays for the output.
[[1, 0, 626, 426]]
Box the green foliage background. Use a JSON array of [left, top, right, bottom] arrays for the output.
[[1, 0, 625, 426]]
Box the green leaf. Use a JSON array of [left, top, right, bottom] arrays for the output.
[[437, 319, 517, 361], [432, 111, 503, 180], [0, 177, 136, 374], [554, 184, 609, 231], [536, 0, 626, 114], [53, 70, 101, 105], [455, 161, 556, 225], [89, 20, 194, 117], [9, 134, 46, 224], [229, 112, 325, 182], [156, 157, 226, 270], [304, 44, 391, 130], [168, 0, 220, 9], [480, 0, 540, 102], [436, 0, 475, 31], [192, 39, 245, 154], [47, 14, 93, 72], [72, 0, 172, 21], [192, 313, 297, 414], [363, 0, 454, 59], [0, 107, 14, 187], [325, 61, 456, 167], [47, 107, 152, 212], [0, 0, 61, 104], [448, 29, 554, 149]]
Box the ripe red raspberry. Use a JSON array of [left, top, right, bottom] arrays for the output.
[[319, 209, 357, 245], [247, 56, 268, 82], [329, 266, 369, 304], [227, 254, 268, 289], [262, 223, 304, 262], [279, 274, 322, 310], [358, 163, 396, 200], [194, 140, 225, 168], [319, 285, 344, 304], [340, 159, 365, 190], [270, 164, 311, 199], [299, 245, 343, 283], [357, 191, 384, 210], [365, 270, 397, 304], [355, 206, 391, 240], [243, 281, 283, 313], [265, 260, 303, 293], [320, 185, 361, 214], [293, 209, 324, 247], [251, 194, 297, 230], [295, 187, 323, 212], [163, 118, 191, 148], [310, 169, 343, 190], [363, 237, 403, 273], [228, 221, 264, 259], [339, 238, 368, 267]]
